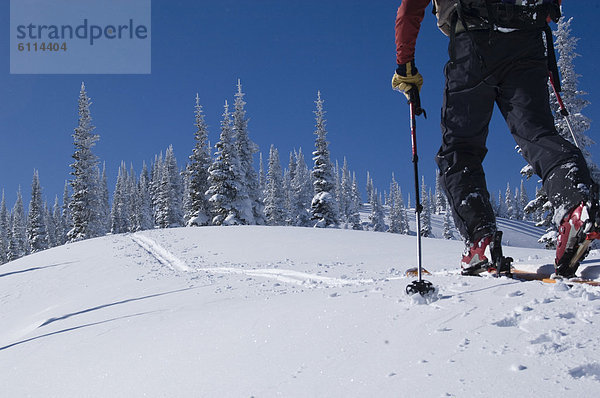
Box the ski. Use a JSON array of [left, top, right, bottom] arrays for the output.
[[511, 267, 600, 287]]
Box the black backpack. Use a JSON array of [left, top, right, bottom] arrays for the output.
[[457, 0, 561, 29]]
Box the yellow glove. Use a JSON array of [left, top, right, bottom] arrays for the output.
[[391, 61, 423, 100]]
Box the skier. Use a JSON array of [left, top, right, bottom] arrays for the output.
[[392, 0, 599, 277]]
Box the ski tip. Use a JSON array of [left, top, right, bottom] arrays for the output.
[[405, 267, 432, 277]]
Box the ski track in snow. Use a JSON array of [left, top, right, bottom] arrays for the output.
[[131, 232, 374, 287], [131, 233, 192, 272], [197, 266, 374, 287]]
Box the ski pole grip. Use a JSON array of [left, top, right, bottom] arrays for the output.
[[408, 86, 426, 118]]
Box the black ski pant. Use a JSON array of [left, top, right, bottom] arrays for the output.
[[436, 29, 592, 243]]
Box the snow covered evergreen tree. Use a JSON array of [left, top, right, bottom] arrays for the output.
[[333, 160, 342, 220], [61, 182, 71, 245], [68, 82, 102, 242], [8, 188, 27, 261], [290, 148, 313, 227], [207, 101, 242, 226], [283, 151, 297, 225], [138, 162, 154, 231], [339, 158, 352, 227], [420, 176, 432, 237], [435, 170, 446, 214], [519, 180, 529, 221], [26, 170, 48, 253], [513, 187, 522, 221], [264, 145, 286, 225], [97, 164, 110, 235], [347, 172, 362, 230], [367, 189, 384, 232], [232, 80, 263, 225], [525, 186, 556, 249], [127, 165, 141, 232], [443, 197, 454, 240], [49, 196, 61, 248], [504, 182, 515, 220], [366, 171, 374, 206], [388, 175, 403, 234], [0, 191, 9, 263], [110, 162, 130, 234], [186, 93, 212, 226], [44, 202, 56, 249], [155, 146, 184, 228], [398, 188, 410, 234], [310, 91, 338, 228], [259, 152, 266, 200]]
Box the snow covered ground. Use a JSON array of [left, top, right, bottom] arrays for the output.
[[1, 223, 600, 397]]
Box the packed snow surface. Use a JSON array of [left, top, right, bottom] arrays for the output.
[[1, 225, 600, 397]]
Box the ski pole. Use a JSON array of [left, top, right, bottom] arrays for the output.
[[405, 87, 434, 296], [548, 71, 581, 148]]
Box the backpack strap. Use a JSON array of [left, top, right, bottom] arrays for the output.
[[544, 23, 561, 92]]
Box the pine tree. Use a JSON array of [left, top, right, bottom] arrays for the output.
[[290, 148, 313, 227], [399, 187, 410, 234], [388, 175, 403, 234], [150, 153, 163, 225], [504, 182, 514, 220], [519, 180, 529, 221], [443, 197, 454, 240], [310, 91, 338, 228], [348, 172, 362, 230], [0, 191, 9, 263], [334, 160, 342, 220], [127, 165, 140, 231], [68, 82, 102, 242], [186, 93, 212, 226], [435, 170, 446, 214], [513, 187, 522, 221], [155, 146, 184, 228], [232, 80, 263, 225], [264, 145, 286, 225], [259, 152, 266, 199], [207, 101, 242, 226], [60, 182, 71, 245], [283, 151, 297, 225], [369, 190, 386, 232], [525, 186, 556, 249], [339, 158, 352, 227], [98, 163, 110, 235], [8, 188, 27, 260], [495, 190, 505, 218], [110, 162, 128, 234], [51, 196, 62, 248], [138, 162, 154, 231], [27, 170, 48, 253], [366, 171, 374, 205], [420, 176, 432, 237], [44, 201, 57, 249]]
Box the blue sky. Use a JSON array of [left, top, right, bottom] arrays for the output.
[[1, 0, 599, 209]]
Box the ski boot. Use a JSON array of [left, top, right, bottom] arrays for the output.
[[555, 198, 600, 278], [461, 231, 512, 276], [461, 235, 493, 276]]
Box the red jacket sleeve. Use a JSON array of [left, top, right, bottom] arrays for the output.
[[395, 0, 431, 65]]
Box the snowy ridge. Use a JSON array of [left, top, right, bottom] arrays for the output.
[[1, 226, 600, 397]]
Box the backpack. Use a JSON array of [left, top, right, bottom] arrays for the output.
[[433, 0, 561, 34]]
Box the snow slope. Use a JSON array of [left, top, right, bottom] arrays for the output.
[[1, 226, 600, 397]]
